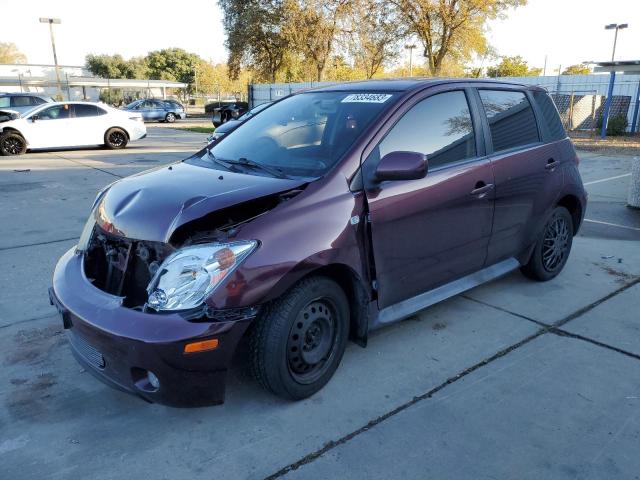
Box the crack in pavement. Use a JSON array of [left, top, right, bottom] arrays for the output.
[[0, 236, 78, 252], [53, 154, 125, 178], [264, 276, 640, 479], [0, 313, 60, 331]]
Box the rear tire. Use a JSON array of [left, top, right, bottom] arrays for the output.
[[165, 112, 176, 123], [104, 128, 128, 149], [0, 131, 27, 156], [521, 206, 573, 281], [249, 276, 349, 400]]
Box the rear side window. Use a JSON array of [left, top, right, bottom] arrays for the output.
[[378, 90, 476, 169], [479, 90, 539, 152], [11, 96, 32, 107], [73, 104, 100, 117], [0, 97, 9, 108], [532, 91, 566, 141]]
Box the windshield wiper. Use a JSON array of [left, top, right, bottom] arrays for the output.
[[226, 157, 289, 179], [204, 146, 241, 173]]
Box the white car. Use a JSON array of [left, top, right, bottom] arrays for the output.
[[0, 102, 147, 156]]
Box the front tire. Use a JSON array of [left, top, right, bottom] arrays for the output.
[[250, 276, 349, 400], [521, 206, 573, 281], [104, 128, 128, 150], [165, 112, 176, 123], [0, 132, 27, 156]]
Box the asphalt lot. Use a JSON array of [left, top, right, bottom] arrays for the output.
[[1, 128, 639, 479]]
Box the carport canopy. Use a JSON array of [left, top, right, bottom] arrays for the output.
[[590, 60, 640, 137]]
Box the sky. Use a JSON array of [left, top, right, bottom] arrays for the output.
[[1, 0, 639, 73]]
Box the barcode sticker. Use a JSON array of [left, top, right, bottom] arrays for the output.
[[341, 93, 392, 103]]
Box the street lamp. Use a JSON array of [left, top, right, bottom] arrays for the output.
[[404, 44, 416, 77], [605, 23, 628, 61], [39, 17, 63, 99]]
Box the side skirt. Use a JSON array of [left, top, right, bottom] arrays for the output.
[[371, 258, 520, 329]]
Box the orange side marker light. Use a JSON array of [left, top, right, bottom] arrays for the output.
[[184, 338, 219, 354]]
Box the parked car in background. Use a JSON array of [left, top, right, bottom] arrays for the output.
[[0, 101, 146, 155], [123, 99, 186, 123], [0, 92, 54, 114], [209, 102, 272, 141], [208, 101, 249, 126], [50, 79, 586, 406]]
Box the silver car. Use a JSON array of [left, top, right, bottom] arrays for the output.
[[0, 93, 54, 114], [123, 99, 186, 123]]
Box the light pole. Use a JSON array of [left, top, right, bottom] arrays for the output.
[[605, 23, 628, 61], [404, 44, 416, 77], [39, 17, 63, 99]]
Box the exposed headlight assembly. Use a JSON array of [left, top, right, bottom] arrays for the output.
[[146, 241, 257, 311]]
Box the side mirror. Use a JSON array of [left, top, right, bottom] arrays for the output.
[[375, 151, 427, 182], [31, 114, 39, 122]]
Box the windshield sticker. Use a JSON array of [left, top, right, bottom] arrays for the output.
[[341, 93, 392, 104]]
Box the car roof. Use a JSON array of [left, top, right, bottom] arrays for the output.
[[309, 78, 537, 93], [0, 92, 50, 97]]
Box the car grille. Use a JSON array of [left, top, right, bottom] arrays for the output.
[[68, 332, 105, 369], [83, 225, 174, 308]]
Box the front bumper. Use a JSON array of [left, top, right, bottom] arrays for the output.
[[49, 248, 253, 407]]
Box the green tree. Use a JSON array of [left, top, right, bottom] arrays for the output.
[[390, 0, 526, 76], [487, 55, 540, 77], [0, 42, 27, 63], [562, 64, 591, 75], [146, 48, 201, 86], [85, 54, 148, 79], [219, 0, 290, 82]]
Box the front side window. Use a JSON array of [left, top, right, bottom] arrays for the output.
[[37, 105, 70, 120], [376, 90, 476, 170], [479, 90, 539, 152], [200, 91, 398, 178], [32, 97, 48, 105]]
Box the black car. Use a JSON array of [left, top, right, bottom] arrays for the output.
[[208, 101, 249, 126], [209, 102, 272, 141]]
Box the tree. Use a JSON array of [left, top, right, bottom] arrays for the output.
[[85, 54, 148, 79], [0, 42, 27, 64], [219, 0, 290, 82], [562, 64, 591, 76], [390, 0, 526, 76], [287, 0, 350, 81], [346, 0, 403, 79], [486, 55, 540, 77], [146, 48, 201, 86]]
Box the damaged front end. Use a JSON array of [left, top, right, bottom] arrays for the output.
[[49, 162, 309, 405]]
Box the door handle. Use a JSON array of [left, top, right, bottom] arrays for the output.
[[545, 159, 560, 170], [470, 182, 494, 197]]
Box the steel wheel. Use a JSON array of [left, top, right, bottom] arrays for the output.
[[541, 216, 570, 272], [2, 136, 25, 155], [287, 299, 340, 385]]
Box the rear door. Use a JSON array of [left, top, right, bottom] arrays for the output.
[[475, 88, 563, 265], [364, 87, 495, 309], [69, 104, 107, 145]]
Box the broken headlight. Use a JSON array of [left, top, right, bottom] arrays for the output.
[[146, 240, 257, 311]]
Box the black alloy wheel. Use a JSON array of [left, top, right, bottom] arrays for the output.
[[0, 132, 27, 156]]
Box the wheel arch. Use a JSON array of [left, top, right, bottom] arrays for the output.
[[556, 194, 583, 235]]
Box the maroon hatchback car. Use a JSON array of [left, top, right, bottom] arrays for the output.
[[50, 79, 587, 406]]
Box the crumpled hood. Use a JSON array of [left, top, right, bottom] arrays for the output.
[[95, 162, 306, 243]]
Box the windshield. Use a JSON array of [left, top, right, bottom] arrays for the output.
[[126, 100, 142, 109], [199, 91, 397, 178]]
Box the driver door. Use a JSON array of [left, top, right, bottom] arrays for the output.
[[364, 88, 495, 309], [23, 104, 73, 149]]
